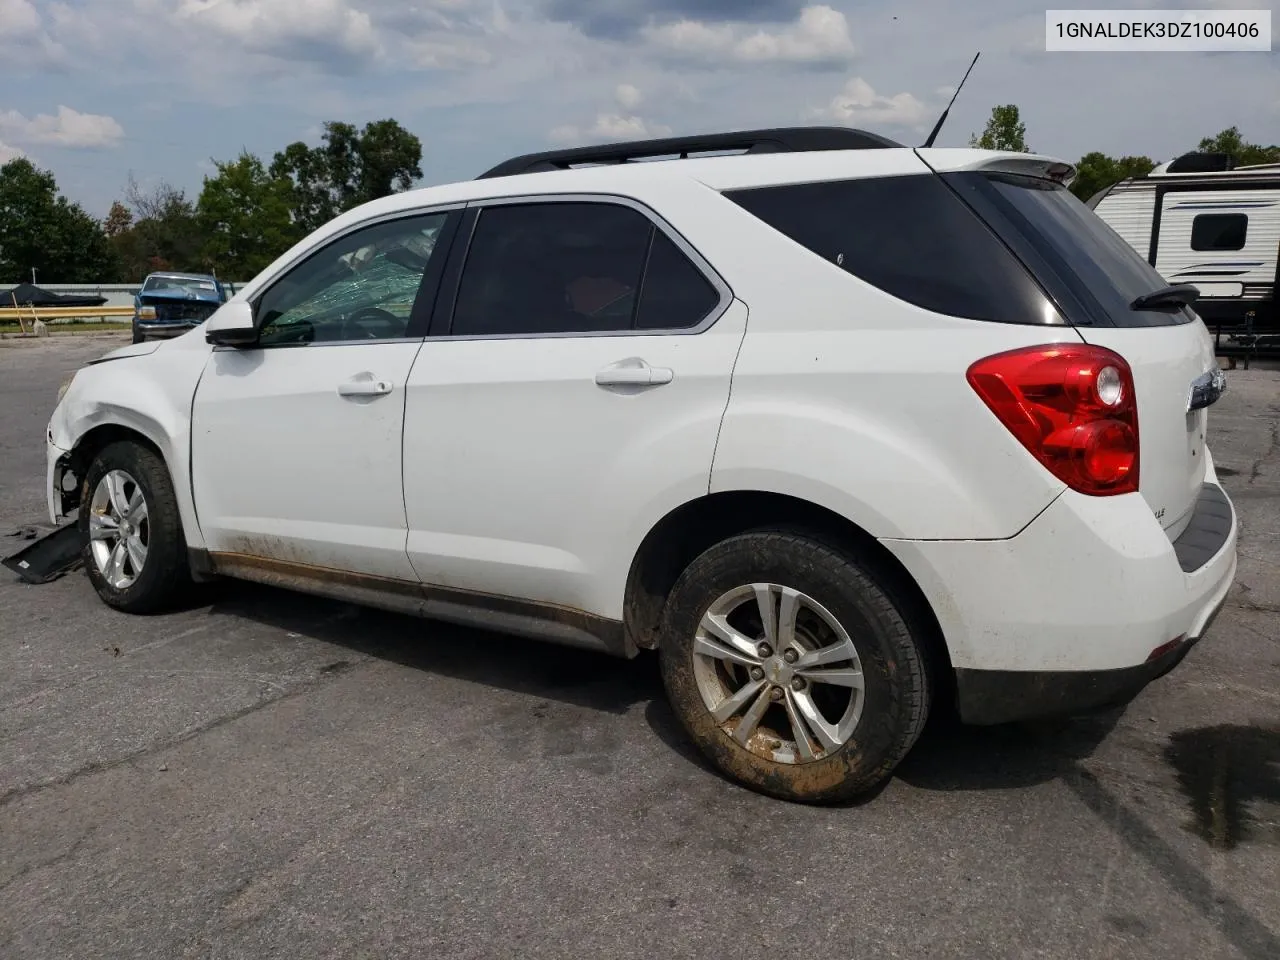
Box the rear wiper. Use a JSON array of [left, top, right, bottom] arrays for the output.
[[1130, 283, 1200, 310]]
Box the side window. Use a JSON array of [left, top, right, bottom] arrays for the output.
[[1191, 213, 1247, 252], [450, 201, 721, 337], [257, 212, 449, 345], [724, 176, 1052, 326], [635, 230, 721, 330]]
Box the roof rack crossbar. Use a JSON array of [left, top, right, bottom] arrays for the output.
[[476, 126, 902, 179]]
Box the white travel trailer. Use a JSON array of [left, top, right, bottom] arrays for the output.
[[1089, 152, 1280, 348]]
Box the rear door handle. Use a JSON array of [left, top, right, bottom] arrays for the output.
[[595, 358, 673, 387], [338, 377, 393, 398]]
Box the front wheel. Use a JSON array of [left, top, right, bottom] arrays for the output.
[[659, 530, 931, 803], [79, 441, 191, 613]]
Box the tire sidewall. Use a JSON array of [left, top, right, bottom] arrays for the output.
[[659, 533, 924, 803], [79, 442, 185, 612]]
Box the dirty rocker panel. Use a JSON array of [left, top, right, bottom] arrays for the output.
[[205, 552, 633, 658]]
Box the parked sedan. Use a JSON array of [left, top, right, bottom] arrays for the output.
[[132, 273, 227, 343]]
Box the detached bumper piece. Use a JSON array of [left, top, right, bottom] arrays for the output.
[[2, 523, 83, 584]]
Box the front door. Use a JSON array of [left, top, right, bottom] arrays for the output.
[[401, 198, 745, 618], [191, 210, 455, 581]]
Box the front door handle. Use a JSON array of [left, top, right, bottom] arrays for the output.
[[595, 358, 673, 387], [338, 377, 393, 398]]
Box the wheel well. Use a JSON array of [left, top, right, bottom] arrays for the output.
[[61, 425, 165, 510], [623, 491, 955, 699]]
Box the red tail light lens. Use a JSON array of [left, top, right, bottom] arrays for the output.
[[967, 344, 1140, 496]]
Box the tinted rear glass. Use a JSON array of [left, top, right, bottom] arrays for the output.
[[724, 175, 1062, 325], [950, 172, 1195, 328], [635, 230, 720, 330]]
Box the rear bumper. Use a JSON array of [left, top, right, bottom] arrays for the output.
[[953, 593, 1225, 725], [882, 458, 1237, 723]]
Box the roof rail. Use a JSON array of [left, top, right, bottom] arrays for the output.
[[476, 126, 902, 179]]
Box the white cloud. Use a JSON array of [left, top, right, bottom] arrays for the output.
[[175, 0, 380, 62], [550, 111, 672, 144], [644, 5, 855, 65], [0, 0, 66, 64], [0, 140, 26, 164], [615, 83, 643, 110], [806, 77, 930, 127], [1, 0, 40, 34], [406, 36, 493, 68], [0, 106, 125, 148]]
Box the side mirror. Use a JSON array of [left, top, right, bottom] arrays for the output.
[[205, 300, 258, 347]]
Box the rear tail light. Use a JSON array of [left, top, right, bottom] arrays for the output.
[[967, 344, 1139, 496]]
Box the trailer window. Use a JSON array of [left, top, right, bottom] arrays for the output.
[[1191, 214, 1247, 251]]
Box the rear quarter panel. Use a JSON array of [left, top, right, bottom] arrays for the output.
[[667, 183, 1080, 540]]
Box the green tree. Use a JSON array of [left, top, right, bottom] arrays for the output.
[[0, 157, 115, 284], [1196, 127, 1280, 167], [103, 178, 206, 281], [969, 105, 1030, 153], [197, 151, 301, 279], [1070, 152, 1156, 202], [270, 119, 423, 233]]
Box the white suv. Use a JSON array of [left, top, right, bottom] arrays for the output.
[[45, 128, 1237, 803]]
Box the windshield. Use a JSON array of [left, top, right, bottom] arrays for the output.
[[955, 173, 1194, 328], [143, 276, 221, 298]]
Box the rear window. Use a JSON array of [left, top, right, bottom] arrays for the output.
[[723, 175, 1062, 325], [946, 172, 1195, 328]]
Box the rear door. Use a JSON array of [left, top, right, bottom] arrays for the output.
[[948, 170, 1218, 538], [400, 197, 744, 616]]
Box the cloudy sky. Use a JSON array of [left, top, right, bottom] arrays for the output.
[[3, 0, 1277, 217]]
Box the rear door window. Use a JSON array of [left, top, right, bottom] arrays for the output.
[[635, 230, 721, 330], [450, 201, 723, 337], [723, 175, 1061, 325]]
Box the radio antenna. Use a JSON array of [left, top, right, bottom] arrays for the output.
[[921, 52, 980, 148]]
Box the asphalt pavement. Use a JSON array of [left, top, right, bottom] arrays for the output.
[[2, 333, 1278, 960]]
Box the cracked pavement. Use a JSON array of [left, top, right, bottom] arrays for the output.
[[2, 335, 1279, 960]]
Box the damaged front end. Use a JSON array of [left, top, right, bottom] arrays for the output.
[[3, 430, 91, 584], [4, 381, 93, 584]]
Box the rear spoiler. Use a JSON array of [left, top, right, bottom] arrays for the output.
[[913, 149, 1076, 188]]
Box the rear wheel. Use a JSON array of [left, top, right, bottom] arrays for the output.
[[79, 441, 191, 613], [659, 530, 930, 803]]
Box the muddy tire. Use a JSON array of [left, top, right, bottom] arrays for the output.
[[78, 441, 191, 613], [659, 530, 931, 804]]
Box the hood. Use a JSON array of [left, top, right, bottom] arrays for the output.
[[88, 340, 163, 364], [139, 288, 223, 304]]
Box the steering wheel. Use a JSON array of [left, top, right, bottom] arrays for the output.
[[342, 307, 404, 340]]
